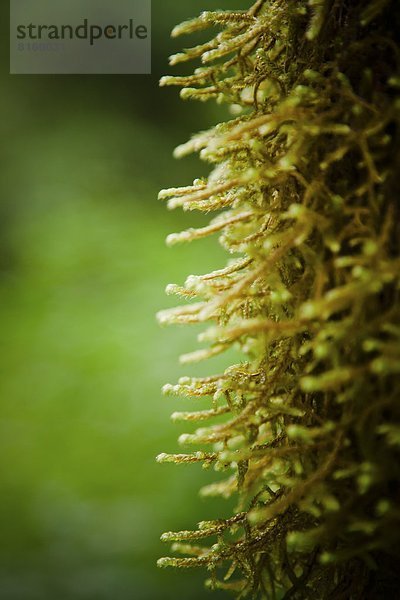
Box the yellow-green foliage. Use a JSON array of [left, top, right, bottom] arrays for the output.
[[157, 1, 400, 597]]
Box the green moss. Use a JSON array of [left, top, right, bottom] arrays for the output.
[[157, 1, 400, 597]]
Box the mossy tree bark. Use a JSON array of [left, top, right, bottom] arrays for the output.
[[157, 1, 400, 597]]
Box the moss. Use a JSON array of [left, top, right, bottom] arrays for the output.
[[157, 1, 400, 597]]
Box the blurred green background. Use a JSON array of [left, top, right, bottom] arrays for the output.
[[0, 2, 248, 599]]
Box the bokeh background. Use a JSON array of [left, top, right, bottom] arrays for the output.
[[0, 2, 248, 599]]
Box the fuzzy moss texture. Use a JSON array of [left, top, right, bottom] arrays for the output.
[[156, 1, 400, 598]]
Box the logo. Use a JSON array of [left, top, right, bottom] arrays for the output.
[[10, 0, 151, 74]]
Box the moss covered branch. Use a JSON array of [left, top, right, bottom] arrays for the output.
[[157, 1, 400, 597]]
